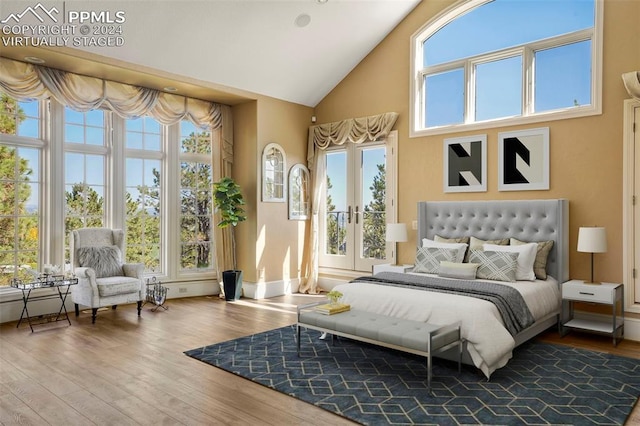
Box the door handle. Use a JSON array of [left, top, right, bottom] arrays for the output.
[[347, 206, 352, 224], [355, 206, 360, 224]]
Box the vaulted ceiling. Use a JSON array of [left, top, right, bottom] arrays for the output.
[[1, 0, 420, 106]]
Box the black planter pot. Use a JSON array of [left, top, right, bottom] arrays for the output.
[[222, 270, 243, 301]]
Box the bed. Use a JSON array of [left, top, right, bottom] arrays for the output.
[[332, 199, 569, 378]]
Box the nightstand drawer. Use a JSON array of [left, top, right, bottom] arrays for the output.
[[562, 283, 614, 304]]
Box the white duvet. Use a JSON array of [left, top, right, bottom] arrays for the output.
[[332, 274, 560, 378]]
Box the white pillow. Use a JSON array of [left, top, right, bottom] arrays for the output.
[[483, 243, 537, 281], [422, 238, 467, 263]]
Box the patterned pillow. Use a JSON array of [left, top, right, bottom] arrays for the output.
[[77, 245, 123, 278], [421, 239, 467, 263], [469, 249, 518, 283], [511, 238, 554, 280], [466, 236, 509, 262], [414, 247, 459, 274], [438, 261, 479, 280]]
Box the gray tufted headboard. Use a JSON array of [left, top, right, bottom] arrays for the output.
[[417, 199, 569, 283]]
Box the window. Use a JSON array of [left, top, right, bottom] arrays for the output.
[[319, 132, 397, 272], [64, 108, 107, 251], [125, 117, 163, 272], [262, 143, 286, 202], [411, 0, 601, 136], [289, 164, 310, 220], [0, 93, 218, 287], [0, 95, 42, 285], [179, 120, 214, 272]]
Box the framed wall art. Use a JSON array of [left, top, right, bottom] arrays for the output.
[[443, 134, 487, 193], [498, 127, 549, 191]]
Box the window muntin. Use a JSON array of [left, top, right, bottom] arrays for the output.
[[65, 108, 105, 146], [413, 0, 600, 135], [0, 96, 42, 286], [179, 121, 214, 272]]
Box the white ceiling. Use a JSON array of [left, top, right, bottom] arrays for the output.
[[66, 0, 421, 107]]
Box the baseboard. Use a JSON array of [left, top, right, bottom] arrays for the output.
[[242, 278, 300, 299], [0, 279, 218, 324]]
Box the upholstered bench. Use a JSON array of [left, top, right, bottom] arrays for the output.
[[297, 303, 462, 390]]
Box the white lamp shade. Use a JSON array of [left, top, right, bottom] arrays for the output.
[[386, 223, 408, 243], [577, 227, 607, 253]]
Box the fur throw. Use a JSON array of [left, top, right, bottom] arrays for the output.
[[77, 245, 123, 278]]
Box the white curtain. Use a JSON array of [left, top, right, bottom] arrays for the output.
[[0, 57, 234, 283], [298, 112, 399, 294], [0, 57, 223, 128], [622, 71, 640, 100]]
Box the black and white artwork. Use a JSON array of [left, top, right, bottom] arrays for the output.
[[443, 135, 487, 193], [498, 127, 549, 191]]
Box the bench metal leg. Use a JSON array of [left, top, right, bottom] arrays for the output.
[[297, 324, 301, 356]]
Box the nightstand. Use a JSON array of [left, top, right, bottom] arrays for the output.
[[561, 279, 624, 346], [372, 263, 414, 274]]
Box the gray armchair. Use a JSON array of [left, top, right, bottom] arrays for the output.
[[70, 228, 144, 324]]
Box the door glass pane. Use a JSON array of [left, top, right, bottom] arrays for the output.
[[425, 68, 464, 127], [475, 55, 522, 121], [325, 151, 347, 256], [535, 40, 592, 112], [360, 147, 386, 260]]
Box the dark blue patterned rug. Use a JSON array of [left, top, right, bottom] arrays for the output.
[[185, 325, 639, 425]]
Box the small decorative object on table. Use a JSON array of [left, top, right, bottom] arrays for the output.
[[144, 277, 168, 311], [314, 289, 350, 315]]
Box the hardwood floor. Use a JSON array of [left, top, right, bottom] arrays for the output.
[[0, 294, 638, 425]]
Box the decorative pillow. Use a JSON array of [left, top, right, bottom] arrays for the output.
[[414, 247, 459, 274], [77, 245, 123, 278], [484, 242, 537, 281], [421, 239, 467, 263], [465, 236, 510, 262], [438, 261, 479, 280], [434, 235, 470, 244], [469, 249, 518, 283], [511, 238, 554, 280]]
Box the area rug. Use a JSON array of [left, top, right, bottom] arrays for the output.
[[185, 325, 640, 425]]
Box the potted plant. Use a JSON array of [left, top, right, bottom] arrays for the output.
[[212, 176, 247, 301]]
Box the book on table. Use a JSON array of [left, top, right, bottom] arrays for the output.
[[314, 303, 351, 315]]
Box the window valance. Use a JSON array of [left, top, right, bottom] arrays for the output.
[[0, 57, 223, 129], [622, 71, 640, 100], [307, 112, 398, 167]]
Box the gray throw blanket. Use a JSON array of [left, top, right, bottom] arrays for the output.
[[351, 272, 535, 336]]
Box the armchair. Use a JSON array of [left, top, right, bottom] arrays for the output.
[[70, 228, 144, 324]]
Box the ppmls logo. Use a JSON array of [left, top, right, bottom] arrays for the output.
[[1, 3, 59, 24]]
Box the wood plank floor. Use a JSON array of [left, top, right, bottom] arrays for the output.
[[0, 294, 638, 425]]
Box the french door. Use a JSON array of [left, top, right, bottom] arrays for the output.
[[319, 133, 397, 272], [634, 105, 639, 303]]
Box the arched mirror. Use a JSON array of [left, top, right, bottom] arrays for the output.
[[288, 164, 310, 220], [262, 143, 286, 202]]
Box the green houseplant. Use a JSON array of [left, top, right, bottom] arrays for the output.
[[212, 176, 247, 301]]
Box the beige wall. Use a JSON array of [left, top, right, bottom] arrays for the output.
[[234, 96, 313, 284], [314, 0, 640, 317]]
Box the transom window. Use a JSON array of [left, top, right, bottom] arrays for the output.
[[411, 0, 601, 136]]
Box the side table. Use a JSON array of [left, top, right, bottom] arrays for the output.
[[560, 279, 624, 346], [10, 275, 78, 332]]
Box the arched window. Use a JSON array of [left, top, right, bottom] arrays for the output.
[[410, 0, 602, 136], [288, 164, 310, 220], [262, 143, 286, 202]]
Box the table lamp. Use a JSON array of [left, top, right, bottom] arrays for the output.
[[386, 223, 408, 266], [577, 226, 607, 285]]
